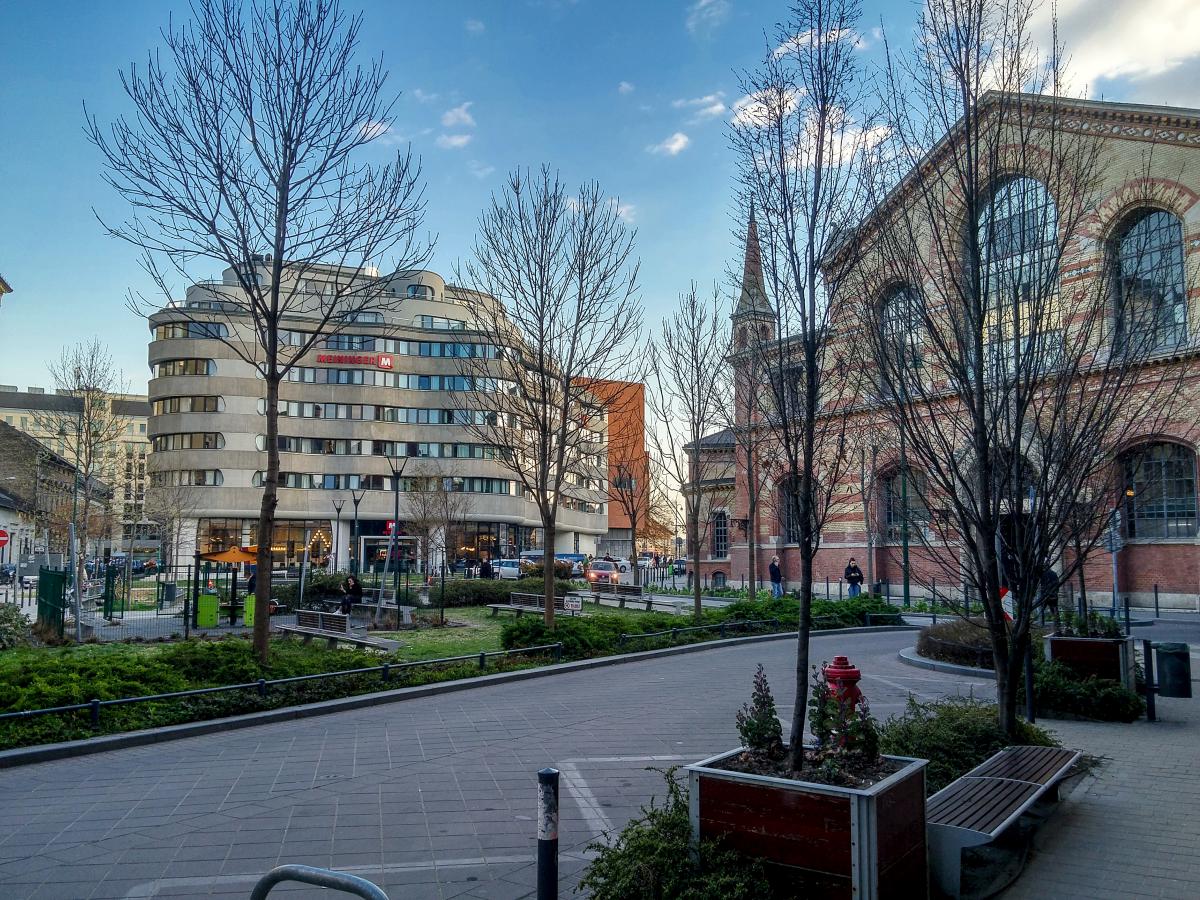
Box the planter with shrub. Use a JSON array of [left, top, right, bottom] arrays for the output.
[[1021, 658, 1145, 722], [687, 665, 927, 899], [1045, 610, 1135, 689]]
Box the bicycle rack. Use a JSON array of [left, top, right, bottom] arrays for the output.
[[249, 864, 389, 899]]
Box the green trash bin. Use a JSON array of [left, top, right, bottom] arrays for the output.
[[243, 593, 256, 628], [1154, 643, 1192, 698], [197, 593, 219, 628]]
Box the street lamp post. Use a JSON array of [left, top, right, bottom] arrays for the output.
[[331, 497, 345, 574], [350, 488, 366, 576]]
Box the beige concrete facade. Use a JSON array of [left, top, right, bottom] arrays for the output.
[[147, 264, 608, 569]]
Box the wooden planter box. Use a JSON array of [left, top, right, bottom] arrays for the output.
[[687, 750, 928, 900], [1045, 634, 1136, 689]]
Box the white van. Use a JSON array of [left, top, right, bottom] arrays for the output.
[[494, 559, 522, 580]]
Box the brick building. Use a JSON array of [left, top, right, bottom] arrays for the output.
[[690, 95, 1200, 608]]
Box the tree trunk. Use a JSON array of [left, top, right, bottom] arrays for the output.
[[631, 518, 640, 587], [542, 520, 556, 628], [746, 464, 758, 599], [789, 543, 815, 772], [253, 374, 281, 663], [690, 509, 702, 622]]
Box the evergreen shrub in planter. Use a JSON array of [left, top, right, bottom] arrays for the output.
[[687, 665, 928, 899]]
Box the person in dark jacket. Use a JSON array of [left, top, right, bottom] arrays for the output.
[[480, 557, 493, 580], [844, 558, 864, 597], [768, 556, 783, 597], [342, 575, 362, 615]]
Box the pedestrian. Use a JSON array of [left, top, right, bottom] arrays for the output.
[[844, 557, 864, 598], [246, 566, 256, 598], [1039, 567, 1060, 618], [480, 557, 493, 580], [342, 575, 362, 615], [769, 556, 783, 598]]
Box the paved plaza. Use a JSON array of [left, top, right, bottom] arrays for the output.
[[0, 623, 1195, 899]]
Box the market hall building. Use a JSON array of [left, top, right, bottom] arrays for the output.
[[146, 264, 608, 572], [690, 96, 1200, 609]]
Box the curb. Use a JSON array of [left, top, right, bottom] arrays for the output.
[[897, 646, 994, 679], [0, 624, 919, 769]]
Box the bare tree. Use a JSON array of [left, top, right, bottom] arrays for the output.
[[34, 339, 130, 588], [857, 0, 1186, 736], [731, 0, 877, 770], [454, 167, 641, 626], [401, 464, 471, 623], [144, 482, 202, 569], [648, 284, 732, 620], [87, 0, 429, 661]]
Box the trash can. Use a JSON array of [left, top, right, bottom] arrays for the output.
[[159, 583, 177, 607], [1154, 643, 1192, 698], [197, 593, 219, 628], [243, 593, 256, 628]]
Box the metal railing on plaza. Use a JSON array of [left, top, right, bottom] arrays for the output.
[[0, 642, 564, 732]]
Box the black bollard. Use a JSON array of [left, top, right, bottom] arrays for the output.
[[537, 767, 560, 900]]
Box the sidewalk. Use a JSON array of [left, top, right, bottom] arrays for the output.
[[1003, 693, 1200, 899]]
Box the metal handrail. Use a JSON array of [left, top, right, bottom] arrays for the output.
[[251, 864, 388, 900], [0, 642, 563, 726]]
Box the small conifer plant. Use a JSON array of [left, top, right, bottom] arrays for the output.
[[736, 664, 785, 759]]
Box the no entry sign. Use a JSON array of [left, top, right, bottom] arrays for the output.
[[0, 530, 9, 549]]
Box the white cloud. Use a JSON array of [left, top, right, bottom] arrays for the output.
[[465, 18, 485, 34], [441, 102, 476, 128], [467, 160, 495, 179], [1031, 0, 1200, 94], [672, 92, 727, 121], [359, 120, 391, 141], [685, 0, 730, 36], [730, 88, 803, 127], [411, 88, 439, 104], [436, 134, 473, 149], [618, 81, 635, 95], [773, 28, 862, 58], [609, 198, 636, 223], [647, 132, 690, 156]]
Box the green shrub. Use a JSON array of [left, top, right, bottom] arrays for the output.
[[523, 560, 574, 580], [878, 696, 1059, 793], [916, 618, 996, 669], [736, 664, 784, 757], [0, 603, 31, 650], [1022, 659, 1145, 722], [578, 768, 771, 900], [430, 577, 574, 609]]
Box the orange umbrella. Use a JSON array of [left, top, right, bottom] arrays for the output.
[[199, 547, 257, 564]]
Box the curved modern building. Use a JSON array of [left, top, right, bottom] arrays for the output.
[[147, 263, 608, 572]]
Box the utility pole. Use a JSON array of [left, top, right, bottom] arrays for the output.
[[331, 497, 345, 573], [350, 489, 366, 576]]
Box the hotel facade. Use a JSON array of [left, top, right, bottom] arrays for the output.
[[147, 265, 608, 571]]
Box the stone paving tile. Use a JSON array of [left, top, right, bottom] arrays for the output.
[[2, 626, 1191, 897]]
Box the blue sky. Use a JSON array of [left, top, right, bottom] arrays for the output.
[[1, 0, 1197, 389]]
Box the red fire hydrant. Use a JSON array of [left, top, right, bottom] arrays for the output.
[[823, 655, 863, 711]]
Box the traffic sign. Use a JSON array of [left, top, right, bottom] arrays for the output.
[[1104, 511, 1124, 554], [564, 595, 582, 612], [0, 530, 9, 549]]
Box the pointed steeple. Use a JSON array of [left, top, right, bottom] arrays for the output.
[[734, 202, 773, 320]]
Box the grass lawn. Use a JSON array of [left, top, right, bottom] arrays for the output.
[[377, 602, 661, 661]]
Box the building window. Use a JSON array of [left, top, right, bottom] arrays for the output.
[[712, 572, 727, 588], [880, 285, 923, 394], [151, 469, 223, 486], [406, 284, 434, 300], [712, 510, 729, 558], [416, 314, 466, 331], [778, 477, 802, 543], [1123, 442, 1198, 539], [151, 432, 224, 451], [156, 358, 214, 377], [155, 322, 228, 340], [977, 176, 1060, 378], [324, 333, 376, 351], [1112, 208, 1188, 354], [152, 395, 220, 414], [882, 469, 930, 542]]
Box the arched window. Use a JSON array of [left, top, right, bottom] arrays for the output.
[[977, 177, 1060, 376], [882, 469, 929, 542], [1123, 442, 1198, 538], [778, 477, 802, 543], [1112, 209, 1188, 353], [711, 510, 729, 558], [880, 284, 923, 392], [712, 571, 727, 588]]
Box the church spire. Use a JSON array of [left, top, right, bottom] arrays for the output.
[[734, 202, 772, 319]]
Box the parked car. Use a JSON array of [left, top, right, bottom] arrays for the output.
[[637, 553, 653, 569], [20, 574, 38, 589], [555, 553, 586, 576], [672, 560, 687, 575], [494, 559, 522, 580], [604, 556, 631, 573], [0, 564, 15, 585], [586, 560, 620, 585]]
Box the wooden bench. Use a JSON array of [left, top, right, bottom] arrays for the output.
[[276, 609, 389, 650], [488, 593, 585, 617], [926, 745, 1081, 899]]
